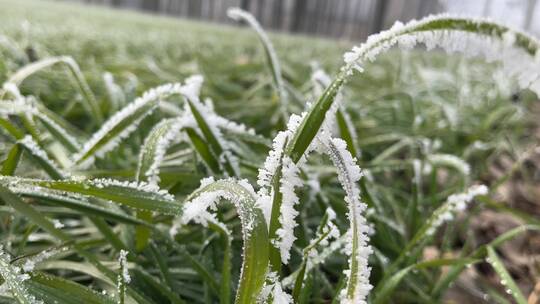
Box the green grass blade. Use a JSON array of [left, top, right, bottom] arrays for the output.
[[28, 272, 116, 304], [13, 188, 147, 225], [185, 127, 221, 175], [227, 8, 288, 109], [336, 108, 359, 158], [0, 176, 182, 215], [184, 179, 268, 304], [372, 258, 478, 304], [293, 209, 338, 302], [136, 118, 185, 251], [0, 116, 25, 140], [1, 143, 23, 175], [287, 17, 539, 163], [117, 250, 129, 304], [486, 246, 527, 304], [72, 83, 183, 167], [186, 98, 238, 176]]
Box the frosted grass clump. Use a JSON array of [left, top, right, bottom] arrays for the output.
[[426, 184, 488, 236], [7, 56, 102, 122]]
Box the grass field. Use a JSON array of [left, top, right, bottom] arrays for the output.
[[0, 0, 539, 303]]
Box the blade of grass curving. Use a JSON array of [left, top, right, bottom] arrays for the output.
[[320, 135, 371, 303], [181, 179, 268, 304], [406, 185, 488, 254], [36, 112, 81, 153], [9, 96, 83, 153], [286, 16, 540, 163], [0, 176, 182, 215], [227, 8, 288, 111], [486, 246, 527, 304], [8, 56, 103, 123]]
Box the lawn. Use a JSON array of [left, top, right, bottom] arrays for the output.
[[0, 0, 538, 303]]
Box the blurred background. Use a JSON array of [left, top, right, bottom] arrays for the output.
[[60, 0, 540, 40]]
